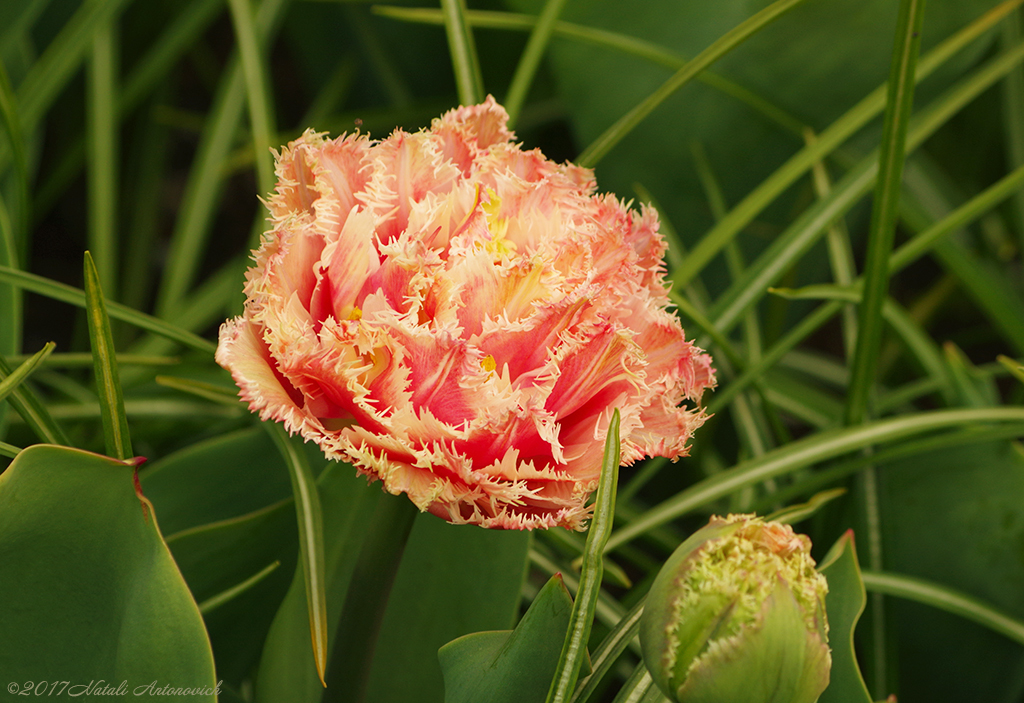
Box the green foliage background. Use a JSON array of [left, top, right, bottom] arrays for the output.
[[3, 0, 1024, 701]]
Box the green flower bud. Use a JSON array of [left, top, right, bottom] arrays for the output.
[[640, 514, 831, 703]]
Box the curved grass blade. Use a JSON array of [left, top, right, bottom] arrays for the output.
[[440, 0, 484, 106], [198, 560, 281, 615], [0, 440, 19, 458], [0, 265, 215, 354], [845, 0, 926, 426], [84, 251, 132, 460], [576, 0, 809, 168], [545, 409, 620, 703], [227, 0, 277, 195], [862, 570, 1024, 646], [504, 0, 569, 127], [0, 350, 68, 446], [604, 407, 1024, 553], [267, 423, 328, 687], [14, 0, 134, 133], [156, 0, 288, 319], [87, 18, 119, 299], [0, 342, 54, 405], [374, 5, 808, 137]]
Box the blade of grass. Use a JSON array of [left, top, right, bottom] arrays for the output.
[[576, 0, 809, 168], [546, 409, 620, 703], [227, 0, 277, 196], [0, 62, 29, 265], [0, 440, 20, 458], [199, 561, 281, 615], [0, 342, 55, 405], [604, 407, 1024, 554], [1001, 6, 1024, 250], [440, 0, 483, 106], [374, 5, 809, 137], [504, 0, 569, 127], [0, 193, 21, 359], [267, 422, 329, 687], [0, 351, 69, 445], [84, 251, 132, 460], [671, 0, 1024, 289], [13, 0, 133, 134], [86, 14, 119, 299], [156, 0, 288, 318], [0, 265, 216, 354], [862, 571, 1024, 645], [845, 0, 925, 425]]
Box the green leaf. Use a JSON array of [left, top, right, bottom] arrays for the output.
[[267, 423, 329, 686], [255, 461, 380, 702], [440, 0, 484, 105], [818, 531, 872, 703], [359, 513, 532, 702], [0, 444, 217, 697], [84, 250, 132, 460], [547, 409, 621, 703], [166, 500, 299, 686], [440, 574, 575, 703], [141, 427, 296, 537]]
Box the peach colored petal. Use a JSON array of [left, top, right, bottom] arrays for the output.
[[217, 97, 715, 531]]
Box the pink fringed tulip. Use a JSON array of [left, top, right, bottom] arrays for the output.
[[216, 97, 714, 529]]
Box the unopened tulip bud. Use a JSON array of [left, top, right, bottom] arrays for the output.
[[640, 514, 830, 703]]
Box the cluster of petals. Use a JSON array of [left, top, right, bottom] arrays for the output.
[[216, 97, 714, 530]]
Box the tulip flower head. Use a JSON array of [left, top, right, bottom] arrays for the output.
[[216, 97, 714, 530], [640, 514, 831, 703]]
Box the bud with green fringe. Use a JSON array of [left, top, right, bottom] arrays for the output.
[[639, 514, 831, 703]]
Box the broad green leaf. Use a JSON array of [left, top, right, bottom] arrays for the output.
[[0, 444, 217, 697], [880, 440, 1024, 702], [440, 574, 575, 703], [141, 427, 297, 535], [360, 514, 532, 702], [818, 531, 872, 703], [166, 500, 299, 687]]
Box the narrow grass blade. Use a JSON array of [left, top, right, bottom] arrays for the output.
[[198, 561, 281, 614], [267, 423, 328, 687], [86, 18, 119, 299], [374, 5, 808, 136], [504, 0, 569, 127], [0, 265, 216, 354], [0, 441, 20, 458], [84, 251, 132, 460], [0, 62, 30, 265], [14, 0, 134, 132], [0, 342, 54, 405], [0, 194, 21, 359], [577, 0, 809, 168], [862, 571, 1024, 646], [604, 407, 1024, 553], [0, 351, 69, 445], [227, 0, 277, 196], [546, 409, 621, 703], [845, 0, 925, 426], [156, 0, 288, 319], [441, 0, 484, 106], [155, 376, 242, 407]]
